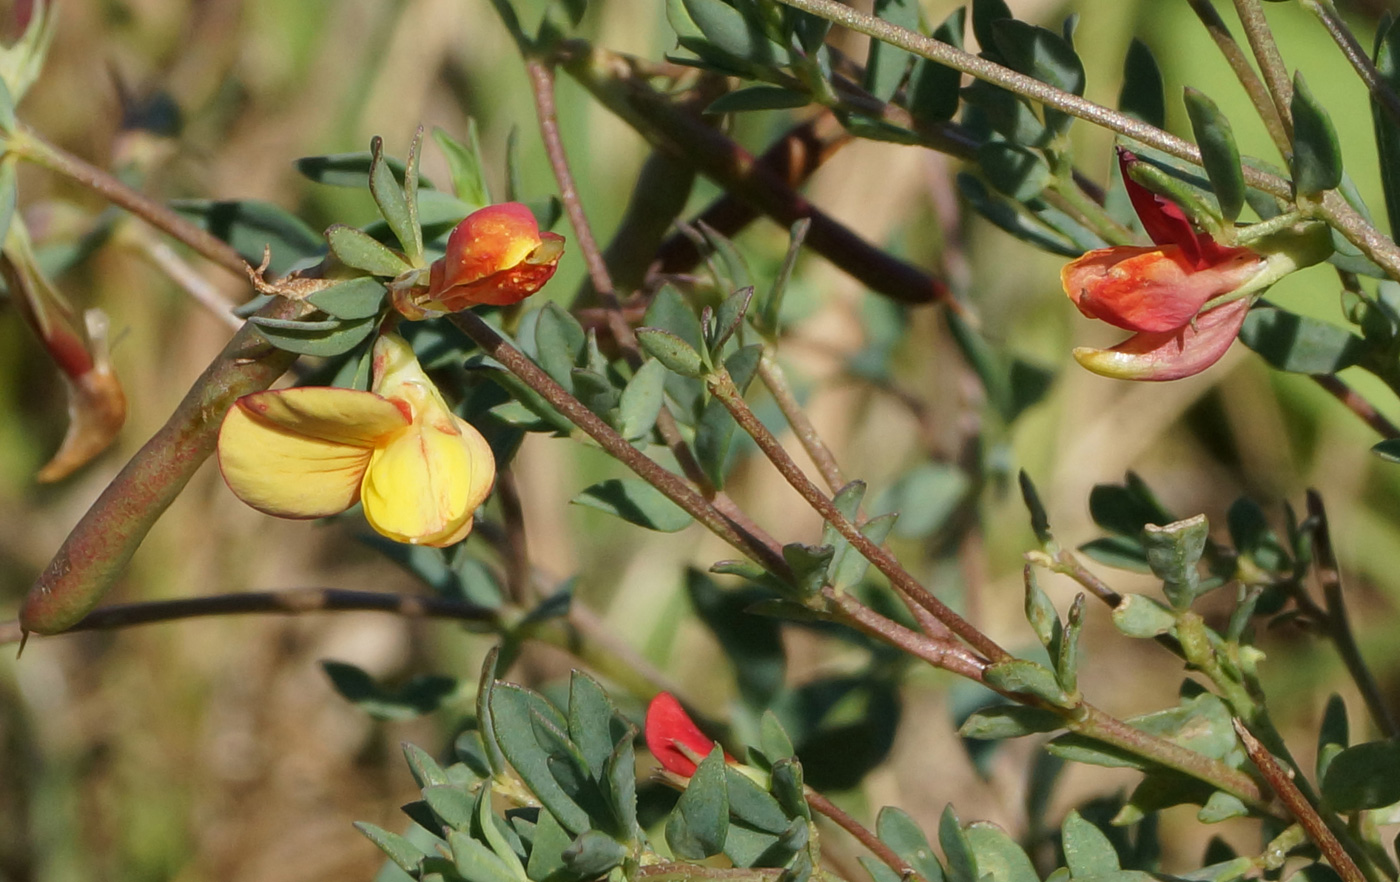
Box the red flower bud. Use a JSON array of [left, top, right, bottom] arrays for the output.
[[645, 692, 729, 777]]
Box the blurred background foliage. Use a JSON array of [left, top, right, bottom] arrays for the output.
[[2, 0, 1400, 880]]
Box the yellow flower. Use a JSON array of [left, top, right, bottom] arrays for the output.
[[217, 333, 494, 546]]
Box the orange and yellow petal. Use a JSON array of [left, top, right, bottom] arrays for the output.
[[360, 415, 495, 546], [1072, 299, 1251, 381], [431, 202, 545, 294], [234, 387, 410, 447], [1063, 245, 1262, 333], [217, 401, 376, 518]]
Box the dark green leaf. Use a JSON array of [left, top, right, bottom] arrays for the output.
[[965, 822, 1038, 882], [1372, 19, 1400, 237], [354, 821, 428, 874], [769, 759, 809, 821], [562, 830, 626, 877], [667, 746, 731, 858], [938, 806, 978, 882], [681, 0, 774, 62], [1374, 438, 1400, 462], [760, 712, 796, 764], [971, 0, 1012, 62], [693, 344, 762, 487], [404, 742, 452, 789], [617, 359, 667, 441], [830, 512, 897, 592], [476, 648, 507, 777], [534, 302, 587, 392], [990, 20, 1084, 135], [447, 830, 522, 882], [1322, 740, 1400, 810], [1119, 39, 1165, 128], [962, 81, 1048, 146], [604, 725, 639, 839], [369, 135, 422, 262], [1144, 515, 1209, 608], [957, 174, 1079, 256], [250, 313, 378, 357], [957, 705, 1063, 739], [1184, 88, 1244, 222], [637, 327, 705, 378], [1290, 72, 1343, 195], [295, 151, 424, 188], [644, 283, 705, 351], [1196, 791, 1248, 823], [489, 684, 591, 834], [865, 0, 920, 102], [877, 807, 946, 882], [710, 286, 754, 351], [688, 570, 785, 709], [1023, 566, 1062, 653], [707, 86, 810, 114], [1019, 470, 1053, 545], [1061, 811, 1119, 877], [573, 478, 693, 533], [783, 542, 834, 598], [978, 141, 1050, 201], [908, 8, 966, 125], [725, 766, 790, 833], [433, 122, 491, 207], [326, 224, 411, 276], [307, 276, 387, 320], [320, 660, 457, 720], [1239, 305, 1364, 373], [1089, 477, 1174, 537], [1058, 595, 1085, 696], [874, 462, 969, 540], [566, 671, 615, 781], [172, 199, 324, 275], [526, 809, 572, 881], [1316, 693, 1348, 782], [1077, 536, 1149, 572], [424, 784, 476, 830]]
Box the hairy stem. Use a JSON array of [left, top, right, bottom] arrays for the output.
[[1229, 0, 1295, 135], [758, 350, 845, 492], [1186, 0, 1290, 153], [1300, 0, 1400, 133]]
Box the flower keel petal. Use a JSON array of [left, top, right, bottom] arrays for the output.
[[1073, 299, 1251, 381]]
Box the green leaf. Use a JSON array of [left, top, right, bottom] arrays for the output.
[[1110, 594, 1177, 638], [970, 0, 1012, 62], [783, 542, 834, 598], [321, 661, 457, 720], [865, 0, 920, 102], [1321, 740, 1400, 810], [965, 822, 1038, 882], [1143, 515, 1209, 608], [1196, 791, 1248, 823], [957, 174, 1079, 256], [433, 122, 491, 207], [725, 766, 790, 833], [1118, 39, 1165, 128], [687, 570, 786, 709], [707, 85, 810, 114], [562, 830, 626, 878], [366, 134, 422, 263], [760, 712, 796, 764], [876, 807, 946, 882], [957, 705, 1063, 739], [172, 199, 324, 275], [990, 20, 1084, 136], [249, 313, 378, 357], [0, 78, 15, 135], [448, 830, 525, 882], [694, 344, 761, 488], [982, 659, 1071, 707], [1018, 471, 1053, 546], [295, 151, 424, 188], [566, 671, 615, 782], [961, 81, 1048, 146], [1374, 438, 1400, 462], [667, 746, 731, 859], [1184, 88, 1244, 222], [1316, 693, 1348, 782], [1372, 19, 1400, 237], [354, 821, 428, 874], [709, 286, 754, 351], [908, 8, 966, 125], [680, 0, 774, 63], [769, 759, 809, 821], [1290, 72, 1343, 195], [404, 742, 452, 788], [1058, 594, 1084, 696], [573, 478, 693, 533], [874, 462, 969, 540], [1239, 306, 1364, 374], [476, 648, 507, 777], [326, 224, 411, 276], [637, 327, 706, 378], [424, 784, 476, 830], [1089, 477, 1174, 537], [1061, 811, 1119, 877], [830, 512, 897, 592], [938, 806, 978, 882], [978, 141, 1050, 201], [617, 358, 667, 441], [535, 302, 587, 392], [307, 276, 387, 320], [489, 684, 591, 834], [604, 725, 639, 839], [1023, 566, 1062, 653], [526, 809, 573, 881]]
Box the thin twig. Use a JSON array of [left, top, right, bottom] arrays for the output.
[[1234, 720, 1367, 882], [1229, 0, 1295, 136], [1186, 0, 1291, 153], [12, 128, 249, 277], [826, 590, 986, 679], [710, 368, 1010, 662], [1306, 491, 1399, 738], [128, 235, 243, 330], [1, 588, 499, 644], [1301, 0, 1400, 134], [559, 42, 953, 306], [449, 311, 790, 578], [804, 786, 925, 882], [1311, 374, 1400, 439], [758, 350, 844, 492]]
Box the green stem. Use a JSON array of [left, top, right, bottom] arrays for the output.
[[1046, 177, 1135, 246]]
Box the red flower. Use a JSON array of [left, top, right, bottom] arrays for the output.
[[1063, 151, 1267, 381], [645, 692, 730, 777], [393, 202, 564, 319]]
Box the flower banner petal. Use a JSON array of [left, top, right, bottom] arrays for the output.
[[1064, 245, 1263, 333], [235, 387, 409, 447]]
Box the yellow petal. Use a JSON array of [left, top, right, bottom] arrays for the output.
[[361, 415, 495, 546], [217, 400, 374, 518], [236, 386, 409, 447]]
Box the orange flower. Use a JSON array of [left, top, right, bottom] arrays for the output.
[[393, 202, 564, 320], [645, 692, 731, 777], [1063, 151, 1310, 381]]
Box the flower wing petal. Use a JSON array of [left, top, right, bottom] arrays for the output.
[[645, 692, 720, 777], [1064, 246, 1261, 333], [236, 387, 409, 446], [218, 401, 374, 517], [1073, 299, 1250, 381]]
